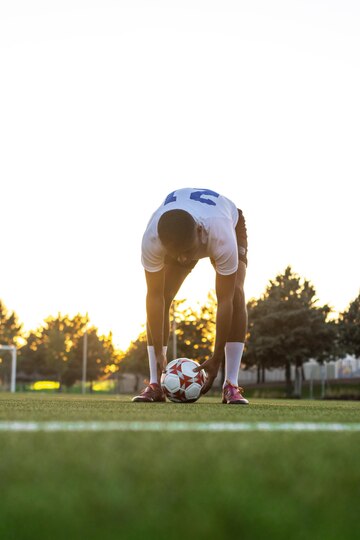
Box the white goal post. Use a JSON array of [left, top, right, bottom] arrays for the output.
[[0, 345, 17, 392]]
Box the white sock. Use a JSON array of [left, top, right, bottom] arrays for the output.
[[223, 342, 244, 387], [148, 345, 167, 384]]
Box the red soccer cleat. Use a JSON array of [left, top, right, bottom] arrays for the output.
[[222, 381, 249, 405], [132, 383, 166, 403]]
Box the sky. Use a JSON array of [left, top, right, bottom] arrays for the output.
[[1, 0, 359, 351]]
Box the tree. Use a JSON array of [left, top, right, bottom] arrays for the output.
[[17, 329, 48, 381], [244, 266, 336, 397], [66, 328, 118, 389], [338, 292, 360, 358], [18, 313, 119, 390], [171, 294, 216, 362], [18, 314, 82, 388], [245, 298, 271, 384], [0, 300, 22, 345], [119, 329, 149, 389]]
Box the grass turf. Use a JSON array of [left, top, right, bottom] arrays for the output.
[[1, 393, 360, 540]]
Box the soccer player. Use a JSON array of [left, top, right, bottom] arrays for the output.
[[133, 188, 249, 404]]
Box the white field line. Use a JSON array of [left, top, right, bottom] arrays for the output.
[[1, 421, 360, 432]]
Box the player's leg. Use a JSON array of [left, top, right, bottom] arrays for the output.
[[222, 210, 249, 404], [146, 262, 193, 345], [145, 261, 193, 383], [133, 260, 195, 402], [227, 259, 247, 342]]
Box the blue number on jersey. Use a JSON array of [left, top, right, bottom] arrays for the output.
[[164, 189, 219, 206], [190, 189, 219, 206]]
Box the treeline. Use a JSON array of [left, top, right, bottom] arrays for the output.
[[1, 266, 359, 393], [0, 311, 120, 390], [121, 266, 360, 395], [245, 267, 359, 395]]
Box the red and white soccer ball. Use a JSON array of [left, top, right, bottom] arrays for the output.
[[161, 358, 206, 403]]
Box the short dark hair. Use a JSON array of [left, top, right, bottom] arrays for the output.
[[157, 210, 196, 251]]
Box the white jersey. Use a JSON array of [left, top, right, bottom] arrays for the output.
[[141, 188, 239, 275]]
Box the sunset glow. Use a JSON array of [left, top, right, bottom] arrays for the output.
[[1, 1, 359, 351]]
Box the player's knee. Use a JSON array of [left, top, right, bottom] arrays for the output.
[[234, 283, 245, 305], [235, 281, 244, 296]]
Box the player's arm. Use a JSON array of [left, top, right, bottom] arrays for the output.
[[195, 272, 236, 392], [145, 269, 167, 373]]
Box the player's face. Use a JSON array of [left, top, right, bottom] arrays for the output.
[[166, 226, 202, 263]]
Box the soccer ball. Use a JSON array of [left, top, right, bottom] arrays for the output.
[[161, 358, 206, 403]]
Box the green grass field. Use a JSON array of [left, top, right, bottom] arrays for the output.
[[1, 393, 360, 540]]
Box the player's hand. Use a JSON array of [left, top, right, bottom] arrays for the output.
[[194, 354, 222, 394]]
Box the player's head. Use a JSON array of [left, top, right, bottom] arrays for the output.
[[157, 210, 197, 255]]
